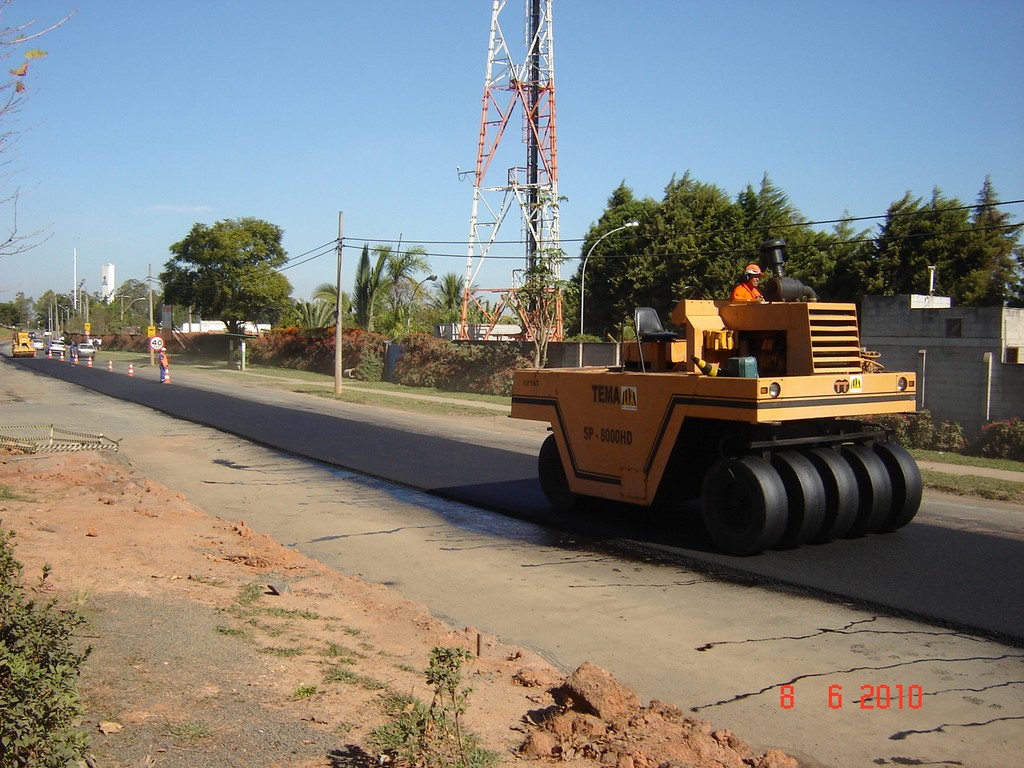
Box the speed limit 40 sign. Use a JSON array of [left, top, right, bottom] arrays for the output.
[[148, 336, 164, 351]]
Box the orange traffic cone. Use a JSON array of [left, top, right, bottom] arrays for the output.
[[163, 371, 170, 384], [107, 360, 113, 372], [59, 351, 64, 361], [128, 363, 134, 377], [71, 354, 77, 366], [87, 357, 93, 368]]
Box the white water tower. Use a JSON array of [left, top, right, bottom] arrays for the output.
[[101, 263, 115, 304]]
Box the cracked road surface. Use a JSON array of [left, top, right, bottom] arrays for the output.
[[3, 358, 1023, 767]]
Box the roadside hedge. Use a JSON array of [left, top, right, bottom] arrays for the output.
[[868, 411, 1023, 460], [246, 327, 389, 380], [392, 334, 531, 397]]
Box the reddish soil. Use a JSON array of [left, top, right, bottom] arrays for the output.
[[1, 449, 798, 768]]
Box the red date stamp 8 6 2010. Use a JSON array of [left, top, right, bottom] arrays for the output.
[[780, 684, 923, 710]]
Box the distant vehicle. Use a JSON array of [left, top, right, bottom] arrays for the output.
[[30, 337, 44, 351], [46, 340, 67, 356], [74, 341, 96, 359], [11, 331, 35, 358]]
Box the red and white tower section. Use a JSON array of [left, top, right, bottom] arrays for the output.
[[461, 0, 560, 340]]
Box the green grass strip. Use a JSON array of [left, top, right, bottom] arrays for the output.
[[920, 469, 1024, 505]]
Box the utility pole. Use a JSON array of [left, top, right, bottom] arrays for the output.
[[148, 263, 155, 367], [333, 212, 344, 395]]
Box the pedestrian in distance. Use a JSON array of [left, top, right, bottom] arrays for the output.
[[157, 347, 170, 383]]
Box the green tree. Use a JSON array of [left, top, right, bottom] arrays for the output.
[[737, 175, 837, 293], [816, 215, 875, 301], [432, 272, 465, 323], [161, 217, 292, 334], [287, 300, 335, 329], [352, 244, 390, 331], [955, 177, 1023, 306], [514, 244, 566, 368], [735, 173, 802, 247], [298, 281, 348, 327], [871, 189, 971, 297], [0, 292, 32, 326], [310, 281, 339, 305], [574, 182, 657, 339], [381, 245, 430, 335]]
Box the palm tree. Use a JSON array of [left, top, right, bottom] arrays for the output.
[[352, 244, 391, 331], [433, 272, 465, 323], [290, 300, 335, 329], [383, 246, 430, 332]]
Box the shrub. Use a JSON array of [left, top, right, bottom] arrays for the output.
[[866, 411, 936, 450], [246, 327, 389, 377], [934, 420, 967, 453], [969, 417, 1024, 461], [393, 335, 530, 397], [0, 529, 90, 767], [353, 350, 384, 382], [369, 646, 496, 768]]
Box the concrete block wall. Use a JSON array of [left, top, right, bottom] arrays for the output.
[[860, 296, 1024, 436]]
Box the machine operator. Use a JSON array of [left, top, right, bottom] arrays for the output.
[[731, 263, 764, 302]]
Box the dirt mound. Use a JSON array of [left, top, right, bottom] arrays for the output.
[[520, 662, 797, 767], [0, 451, 798, 767]]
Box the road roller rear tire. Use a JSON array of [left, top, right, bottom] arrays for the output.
[[772, 451, 827, 548], [538, 434, 578, 511], [805, 448, 858, 542], [701, 455, 788, 556], [872, 441, 923, 532], [841, 444, 893, 537]]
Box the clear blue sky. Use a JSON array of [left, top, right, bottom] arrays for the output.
[[4, 0, 1022, 305]]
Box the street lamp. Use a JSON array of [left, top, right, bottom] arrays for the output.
[[579, 221, 638, 337], [119, 295, 148, 320], [407, 274, 438, 332]]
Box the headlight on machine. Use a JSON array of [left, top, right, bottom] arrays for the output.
[[768, 382, 782, 398], [897, 377, 908, 392]]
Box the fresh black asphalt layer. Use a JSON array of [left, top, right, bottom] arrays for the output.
[[12, 357, 1024, 644]]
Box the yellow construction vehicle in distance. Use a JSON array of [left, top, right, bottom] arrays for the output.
[[11, 331, 35, 358]]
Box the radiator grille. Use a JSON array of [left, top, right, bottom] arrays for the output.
[[808, 307, 862, 374]]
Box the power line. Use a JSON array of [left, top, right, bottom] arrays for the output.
[[271, 199, 1024, 277], [278, 240, 338, 271], [335, 199, 1024, 258]]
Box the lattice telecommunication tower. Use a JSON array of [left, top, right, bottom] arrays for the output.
[[460, 0, 560, 340]]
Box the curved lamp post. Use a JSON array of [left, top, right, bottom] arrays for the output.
[[579, 221, 638, 336], [407, 274, 438, 332]]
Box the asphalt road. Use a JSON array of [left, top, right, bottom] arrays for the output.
[[11, 354, 1024, 643], [4, 355, 1023, 768]]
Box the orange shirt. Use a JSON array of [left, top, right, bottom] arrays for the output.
[[731, 281, 763, 302]]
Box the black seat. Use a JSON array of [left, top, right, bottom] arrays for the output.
[[634, 307, 678, 342]]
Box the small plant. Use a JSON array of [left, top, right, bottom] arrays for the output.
[[292, 684, 318, 700], [215, 625, 248, 638], [323, 665, 389, 691], [258, 645, 305, 657], [236, 582, 264, 606], [368, 646, 497, 768], [0, 529, 91, 767], [323, 641, 361, 663], [166, 720, 213, 743], [0, 483, 24, 500], [324, 665, 359, 684]]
